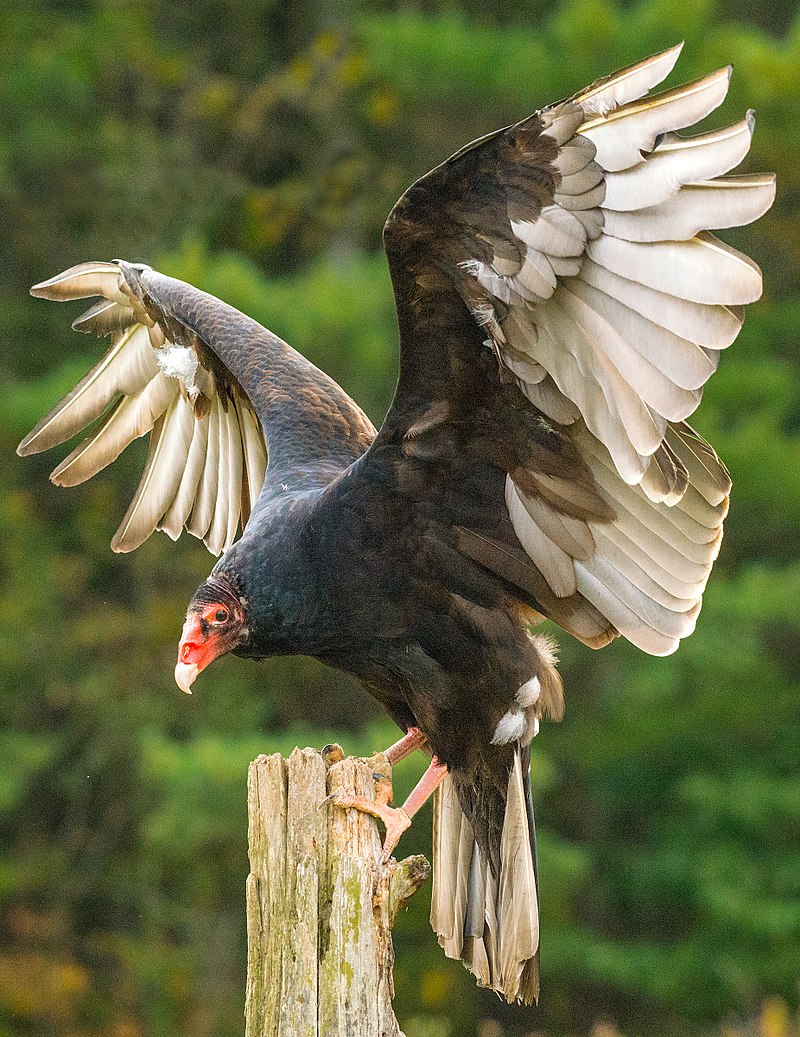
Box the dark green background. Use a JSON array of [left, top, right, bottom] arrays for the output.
[[1, 3, 798, 1035]]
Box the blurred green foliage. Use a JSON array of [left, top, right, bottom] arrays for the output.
[[1, 2, 798, 1036]]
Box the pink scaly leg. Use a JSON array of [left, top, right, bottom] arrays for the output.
[[331, 756, 448, 860], [384, 726, 429, 764]]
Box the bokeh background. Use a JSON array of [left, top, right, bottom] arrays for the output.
[[1, 2, 799, 1036]]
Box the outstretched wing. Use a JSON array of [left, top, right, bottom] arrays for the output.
[[377, 45, 774, 655], [19, 262, 375, 554]]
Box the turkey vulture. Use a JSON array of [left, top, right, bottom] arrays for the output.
[[19, 46, 774, 1004]]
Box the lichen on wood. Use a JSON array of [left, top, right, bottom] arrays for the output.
[[244, 746, 430, 1037]]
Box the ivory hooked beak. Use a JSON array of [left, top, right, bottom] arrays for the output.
[[174, 660, 199, 695]]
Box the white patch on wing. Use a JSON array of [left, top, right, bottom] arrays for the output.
[[491, 709, 527, 746], [156, 345, 201, 399], [515, 675, 541, 708]]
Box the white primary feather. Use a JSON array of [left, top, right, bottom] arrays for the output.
[[591, 522, 705, 602], [563, 278, 714, 390], [578, 553, 699, 639], [187, 398, 221, 540], [591, 491, 723, 584], [592, 479, 722, 580], [224, 403, 245, 549], [529, 319, 647, 483], [30, 261, 127, 303], [574, 563, 682, 655], [112, 396, 195, 553], [678, 482, 729, 528], [588, 526, 698, 611], [159, 414, 211, 540], [18, 325, 159, 455], [594, 517, 710, 600], [557, 283, 703, 419], [581, 431, 726, 543], [602, 116, 756, 210], [541, 295, 666, 459], [206, 398, 232, 555], [574, 43, 684, 118], [578, 258, 742, 349], [50, 375, 177, 487], [587, 232, 763, 305], [579, 67, 732, 172], [72, 299, 138, 336], [603, 174, 776, 242]]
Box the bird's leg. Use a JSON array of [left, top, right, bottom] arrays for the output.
[[321, 726, 426, 768], [330, 756, 448, 860], [384, 725, 428, 764]]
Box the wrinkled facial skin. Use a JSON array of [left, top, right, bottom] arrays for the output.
[[175, 576, 249, 694]]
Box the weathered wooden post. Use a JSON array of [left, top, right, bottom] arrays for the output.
[[244, 746, 431, 1037]]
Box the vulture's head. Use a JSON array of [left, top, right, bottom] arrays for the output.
[[175, 572, 250, 694]]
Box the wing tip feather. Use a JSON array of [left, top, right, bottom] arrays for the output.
[[30, 261, 122, 301]]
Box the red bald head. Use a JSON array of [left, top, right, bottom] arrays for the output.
[[175, 575, 248, 694]]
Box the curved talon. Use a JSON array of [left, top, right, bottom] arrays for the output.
[[321, 743, 345, 765], [381, 806, 412, 861]]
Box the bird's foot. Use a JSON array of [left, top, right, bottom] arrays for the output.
[[328, 755, 448, 861], [328, 789, 412, 860]]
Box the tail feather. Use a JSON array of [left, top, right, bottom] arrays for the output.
[[430, 745, 540, 1004]]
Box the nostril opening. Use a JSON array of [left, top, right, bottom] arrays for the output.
[[180, 643, 196, 663]]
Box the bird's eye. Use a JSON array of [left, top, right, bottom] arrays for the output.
[[215, 609, 229, 623]]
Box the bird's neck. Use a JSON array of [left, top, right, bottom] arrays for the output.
[[221, 488, 346, 660]]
